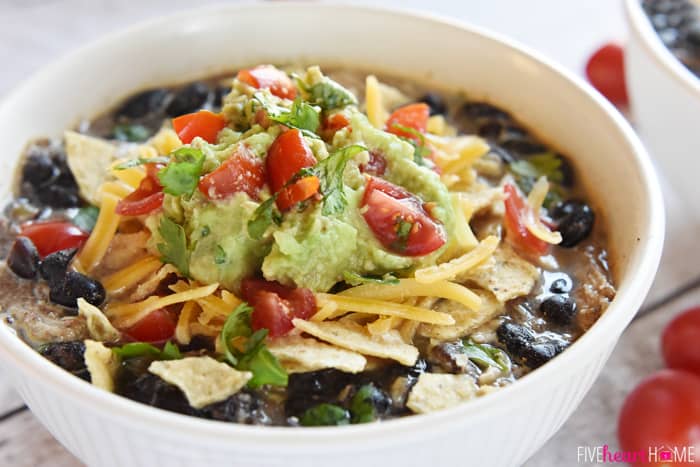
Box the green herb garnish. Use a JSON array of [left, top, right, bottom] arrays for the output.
[[72, 205, 99, 232], [157, 147, 205, 197], [350, 384, 385, 424], [247, 196, 282, 240], [312, 145, 366, 215], [214, 245, 227, 265], [113, 123, 151, 142], [255, 93, 320, 136], [508, 152, 565, 208], [112, 341, 182, 360], [343, 271, 399, 286], [219, 303, 288, 388], [461, 340, 511, 372], [296, 77, 357, 111], [114, 156, 170, 170], [300, 403, 351, 427], [391, 218, 414, 252], [391, 123, 432, 167], [157, 217, 190, 276]]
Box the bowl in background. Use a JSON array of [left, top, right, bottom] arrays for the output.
[[0, 3, 664, 467], [625, 0, 700, 221]]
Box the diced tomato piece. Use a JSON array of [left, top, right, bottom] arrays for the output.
[[503, 183, 549, 256], [172, 110, 226, 144], [20, 221, 89, 257], [237, 65, 297, 100], [125, 308, 176, 343], [361, 177, 446, 256], [266, 129, 318, 210], [115, 163, 165, 216], [242, 278, 317, 337], [360, 150, 387, 176], [324, 113, 350, 134], [386, 103, 430, 141], [585, 43, 629, 107], [198, 145, 265, 201]]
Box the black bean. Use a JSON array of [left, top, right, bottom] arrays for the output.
[[39, 341, 90, 381], [116, 89, 171, 119], [204, 391, 270, 425], [460, 102, 511, 121], [419, 92, 447, 116], [39, 248, 76, 288], [22, 153, 58, 188], [500, 139, 548, 156], [687, 22, 700, 50], [285, 369, 354, 417], [429, 342, 480, 375], [7, 237, 40, 279], [558, 154, 575, 187], [165, 82, 210, 117], [119, 372, 194, 415], [497, 322, 535, 358], [477, 122, 502, 140], [36, 185, 80, 208], [548, 274, 573, 294], [522, 340, 566, 369], [50, 271, 105, 309], [212, 85, 231, 108], [489, 144, 517, 164], [551, 200, 595, 247], [540, 295, 578, 325]]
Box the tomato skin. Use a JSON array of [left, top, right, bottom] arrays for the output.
[[585, 43, 629, 107], [322, 113, 350, 137], [172, 110, 226, 144], [20, 221, 89, 257], [503, 183, 549, 256], [360, 150, 387, 176], [115, 164, 165, 216], [618, 369, 700, 466], [125, 308, 176, 343], [198, 145, 265, 201], [237, 65, 297, 100], [386, 103, 430, 140], [241, 278, 317, 337], [275, 176, 320, 211], [266, 129, 318, 210], [361, 177, 446, 257], [662, 307, 700, 376]]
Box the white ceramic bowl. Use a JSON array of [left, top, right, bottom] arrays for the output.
[[625, 0, 700, 220], [0, 4, 664, 467]]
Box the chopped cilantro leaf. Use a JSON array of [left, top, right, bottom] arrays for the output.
[[508, 152, 566, 208], [157, 147, 205, 197], [157, 217, 189, 276], [254, 93, 320, 136], [247, 195, 282, 240], [350, 384, 386, 423], [112, 341, 182, 360], [300, 403, 351, 426], [461, 339, 511, 372], [113, 123, 151, 142], [214, 245, 227, 265], [391, 123, 432, 166], [219, 303, 288, 388], [71, 205, 99, 232], [114, 156, 170, 170], [343, 271, 399, 286], [201, 225, 210, 237], [299, 78, 358, 110], [313, 145, 366, 215], [393, 218, 414, 252]]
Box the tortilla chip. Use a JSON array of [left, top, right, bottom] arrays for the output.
[[64, 131, 120, 205], [78, 299, 120, 343], [267, 335, 367, 374], [406, 373, 477, 414], [84, 339, 120, 392], [461, 185, 504, 214], [418, 292, 501, 341], [148, 356, 251, 409], [292, 318, 419, 366], [459, 243, 539, 303], [129, 264, 177, 302]]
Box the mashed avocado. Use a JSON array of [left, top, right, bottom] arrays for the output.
[[146, 67, 456, 293]]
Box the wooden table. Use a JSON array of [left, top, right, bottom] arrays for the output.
[[2, 1, 700, 466]]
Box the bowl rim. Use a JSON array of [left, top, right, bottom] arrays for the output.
[[624, 0, 700, 96], [0, 0, 665, 448]]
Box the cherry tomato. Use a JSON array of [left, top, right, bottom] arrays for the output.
[[361, 177, 446, 257], [503, 183, 549, 257], [198, 145, 265, 201], [266, 129, 319, 210], [237, 65, 297, 100], [662, 306, 700, 376], [172, 110, 226, 144], [241, 278, 317, 337], [360, 150, 387, 176], [20, 221, 89, 257], [585, 43, 629, 107], [125, 308, 176, 343], [618, 369, 700, 466], [322, 113, 350, 138], [115, 164, 165, 216], [385, 103, 430, 141]]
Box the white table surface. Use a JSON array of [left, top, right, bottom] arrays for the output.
[[1, 1, 699, 466]]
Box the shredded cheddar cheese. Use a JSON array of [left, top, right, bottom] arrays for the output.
[[76, 193, 121, 272], [414, 235, 500, 283], [315, 294, 455, 325], [102, 256, 163, 294]]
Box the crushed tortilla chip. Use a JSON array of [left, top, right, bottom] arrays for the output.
[[418, 292, 502, 341], [292, 318, 418, 366], [149, 356, 251, 409], [267, 335, 367, 374], [406, 373, 477, 414], [84, 339, 120, 392], [78, 298, 120, 343], [64, 131, 119, 205], [458, 243, 539, 303]]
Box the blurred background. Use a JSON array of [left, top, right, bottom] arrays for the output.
[[0, 1, 698, 466]]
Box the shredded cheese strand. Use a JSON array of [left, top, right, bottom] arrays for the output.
[[102, 256, 163, 294], [175, 301, 197, 345], [525, 176, 563, 245], [315, 294, 455, 325], [414, 235, 500, 284], [76, 193, 121, 272], [365, 75, 386, 128]]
